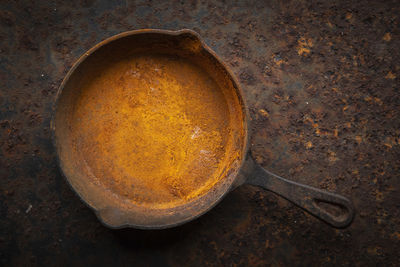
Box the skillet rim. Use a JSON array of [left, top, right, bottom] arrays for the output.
[[51, 29, 251, 229]]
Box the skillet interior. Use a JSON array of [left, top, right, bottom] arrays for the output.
[[54, 30, 247, 228]]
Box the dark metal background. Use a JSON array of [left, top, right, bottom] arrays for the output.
[[0, 0, 399, 266]]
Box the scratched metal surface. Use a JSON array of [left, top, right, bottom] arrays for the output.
[[0, 0, 399, 266]]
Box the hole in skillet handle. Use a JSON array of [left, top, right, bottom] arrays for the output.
[[311, 198, 354, 228], [314, 199, 347, 218], [245, 157, 355, 228]]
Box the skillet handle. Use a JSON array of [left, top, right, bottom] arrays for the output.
[[244, 157, 354, 228]]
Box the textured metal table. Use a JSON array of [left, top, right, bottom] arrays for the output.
[[0, 0, 399, 266]]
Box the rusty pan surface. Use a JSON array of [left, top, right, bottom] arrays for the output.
[[53, 29, 248, 229], [53, 29, 353, 229]]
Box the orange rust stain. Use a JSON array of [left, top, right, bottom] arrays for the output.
[[305, 141, 313, 149], [304, 116, 322, 135], [384, 136, 398, 148], [70, 54, 241, 208], [374, 97, 383, 105], [383, 32, 392, 42], [334, 128, 339, 137], [297, 37, 313, 55], [365, 96, 383, 106], [273, 56, 284, 66], [385, 71, 396, 79], [328, 151, 338, 162], [258, 109, 269, 118]]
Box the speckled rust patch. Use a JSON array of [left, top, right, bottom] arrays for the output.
[[69, 53, 235, 208]]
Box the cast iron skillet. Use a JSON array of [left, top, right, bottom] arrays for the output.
[[53, 29, 354, 229]]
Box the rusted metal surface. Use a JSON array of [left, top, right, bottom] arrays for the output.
[[54, 29, 352, 229], [1, 0, 399, 266], [54, 29, 247, 229]]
